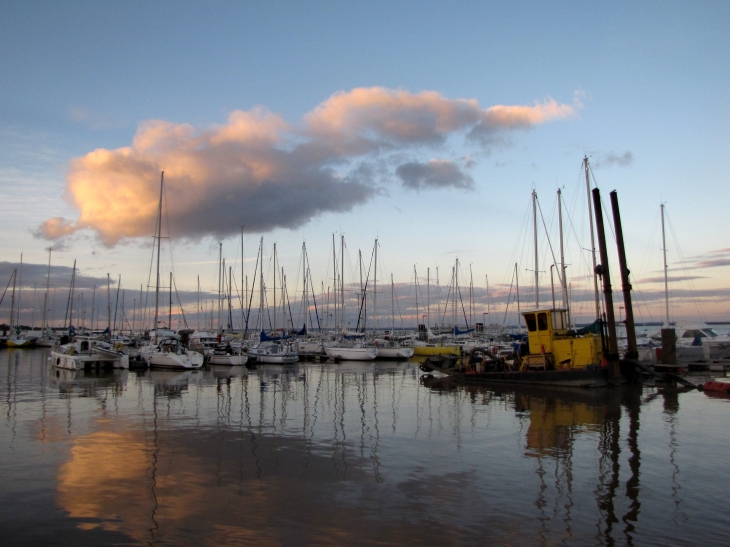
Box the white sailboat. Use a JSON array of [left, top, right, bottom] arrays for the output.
[[322, 234, 377, 361], [140, 172, 203, 370]]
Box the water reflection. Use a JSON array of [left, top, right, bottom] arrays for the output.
[[1, 350, 729, 546]]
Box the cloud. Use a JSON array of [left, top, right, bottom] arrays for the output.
[[636, 275, 707, 284], [592, 151, 634, 168], [40, 87, 578, 246], [678, 248, 730, 270], [396, 159, 474, 191]]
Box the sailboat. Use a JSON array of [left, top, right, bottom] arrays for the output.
[[5, 263, 34, 348], [248, 237, 299, 364], [323, 235, 377, 361], [139, 172, 203, 370]]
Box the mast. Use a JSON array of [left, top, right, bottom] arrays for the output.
[[241, 226, 248, 334], [532, 190, 539, 307], [414, 266, 419, 328], [515, 263, 521, 329], [485, 275, 491, 326], [91, 285, 96, 333], [584, 157, 600, 319], [373, 239, 378, 332], [558, 188, 570, 326], [228, 265, 233, 330], [67, 260, 76, 329], [9, 269, 16, 329], [391, 274, 395, 333], [218, 242, 222, 329], [42, 247, 52, 332], [259, 237, 264, 332], [17, 254, 23, 328], [107, 274, 111, 332], [661, 203, 670, 325], [168, 272, 172, 329], [427, 267, 430, 329], [302, 241, 307, 331], [153, 171, 164, 334], [340, 235, 344, 332], [332, 234, 337, 332], [273, 242, 277, 332]]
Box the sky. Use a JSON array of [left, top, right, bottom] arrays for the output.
[[1, 0, 729, 331]]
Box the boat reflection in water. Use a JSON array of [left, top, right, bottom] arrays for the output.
[[1, 349, 728, 546]]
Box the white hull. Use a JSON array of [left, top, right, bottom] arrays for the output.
[[146, 351, 204, 369], [51, 351, 129, 370], [6, 338, 33, 348], [324, 346, 378, 360], [207, 353, 248, 366], [375, 346, 414, 359]]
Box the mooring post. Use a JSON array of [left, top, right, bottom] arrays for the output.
[[591, 188, 621, 383], [609, 190, 638, 361]]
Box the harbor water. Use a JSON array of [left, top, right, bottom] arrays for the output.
[[1, 348, 729, 546]]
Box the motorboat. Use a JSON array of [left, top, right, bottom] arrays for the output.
[[50, 337, 129, 370], [139, 337, 204, 370], [249, 341, 299, 364], [206, 343, 248, 366], [324, 340, 377, 361]]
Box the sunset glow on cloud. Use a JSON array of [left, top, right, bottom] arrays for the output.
[[40, 87, 578, 245]]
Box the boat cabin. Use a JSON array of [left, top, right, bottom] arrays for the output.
[[520, 308, 603, 370]]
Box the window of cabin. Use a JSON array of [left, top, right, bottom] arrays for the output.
[[551, 311, 566, 330], [524, 313, 537, 332], [537, 312, 548, 331]]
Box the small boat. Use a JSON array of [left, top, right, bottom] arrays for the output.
[[6, 336, 35, 348], [249, 341, 299, 364], [324, 340, 377, 361], [206, 343, 248, 366], [50, 337, 130, 370], [421, 308, 610, 388], [374, 339, 414, 359], [140, 337, 204, 370]]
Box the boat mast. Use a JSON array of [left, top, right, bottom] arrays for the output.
[[273, 242, 277, 332], [558, 188, 570, 326], [217, 242, 222, 330], [17, 254, 23, 328], [532, 190, 539, 307], [414, 266, 419, 328], [168, 272, 172, 329], [373, 240, 378, 332], [9, 269, 16, 329], [67, 260, 76, 329], [153, 171, 164, 335], [332, 234, 337, 332], [661, 203, 670, 325], [515, 262, 522, 329], [391, 274, 395, 334], [584, 157, 600, 319], [241, 227, 245, 334], [485, 275, 490, 326], [302, 241, 307, 331], [42, 247, 52, 333], [259, 237, 264, 332], [340, 235, 344, 332], [427, 267, 430, 330]]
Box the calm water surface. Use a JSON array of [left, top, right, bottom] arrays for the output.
[[1, 348, 729, 546]]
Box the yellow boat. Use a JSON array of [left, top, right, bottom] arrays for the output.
[[412, 343, 461, 356]]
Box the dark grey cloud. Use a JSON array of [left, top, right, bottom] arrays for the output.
[[396, 160, 474, 191], [593, 151, 634, 168]]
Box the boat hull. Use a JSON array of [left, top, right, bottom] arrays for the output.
[[376, 346, 414, 359], [412, 345, 460, 356], [422, 355, 610, 388], [324, 346, 378, 360], [207, 353, 248, 366]]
